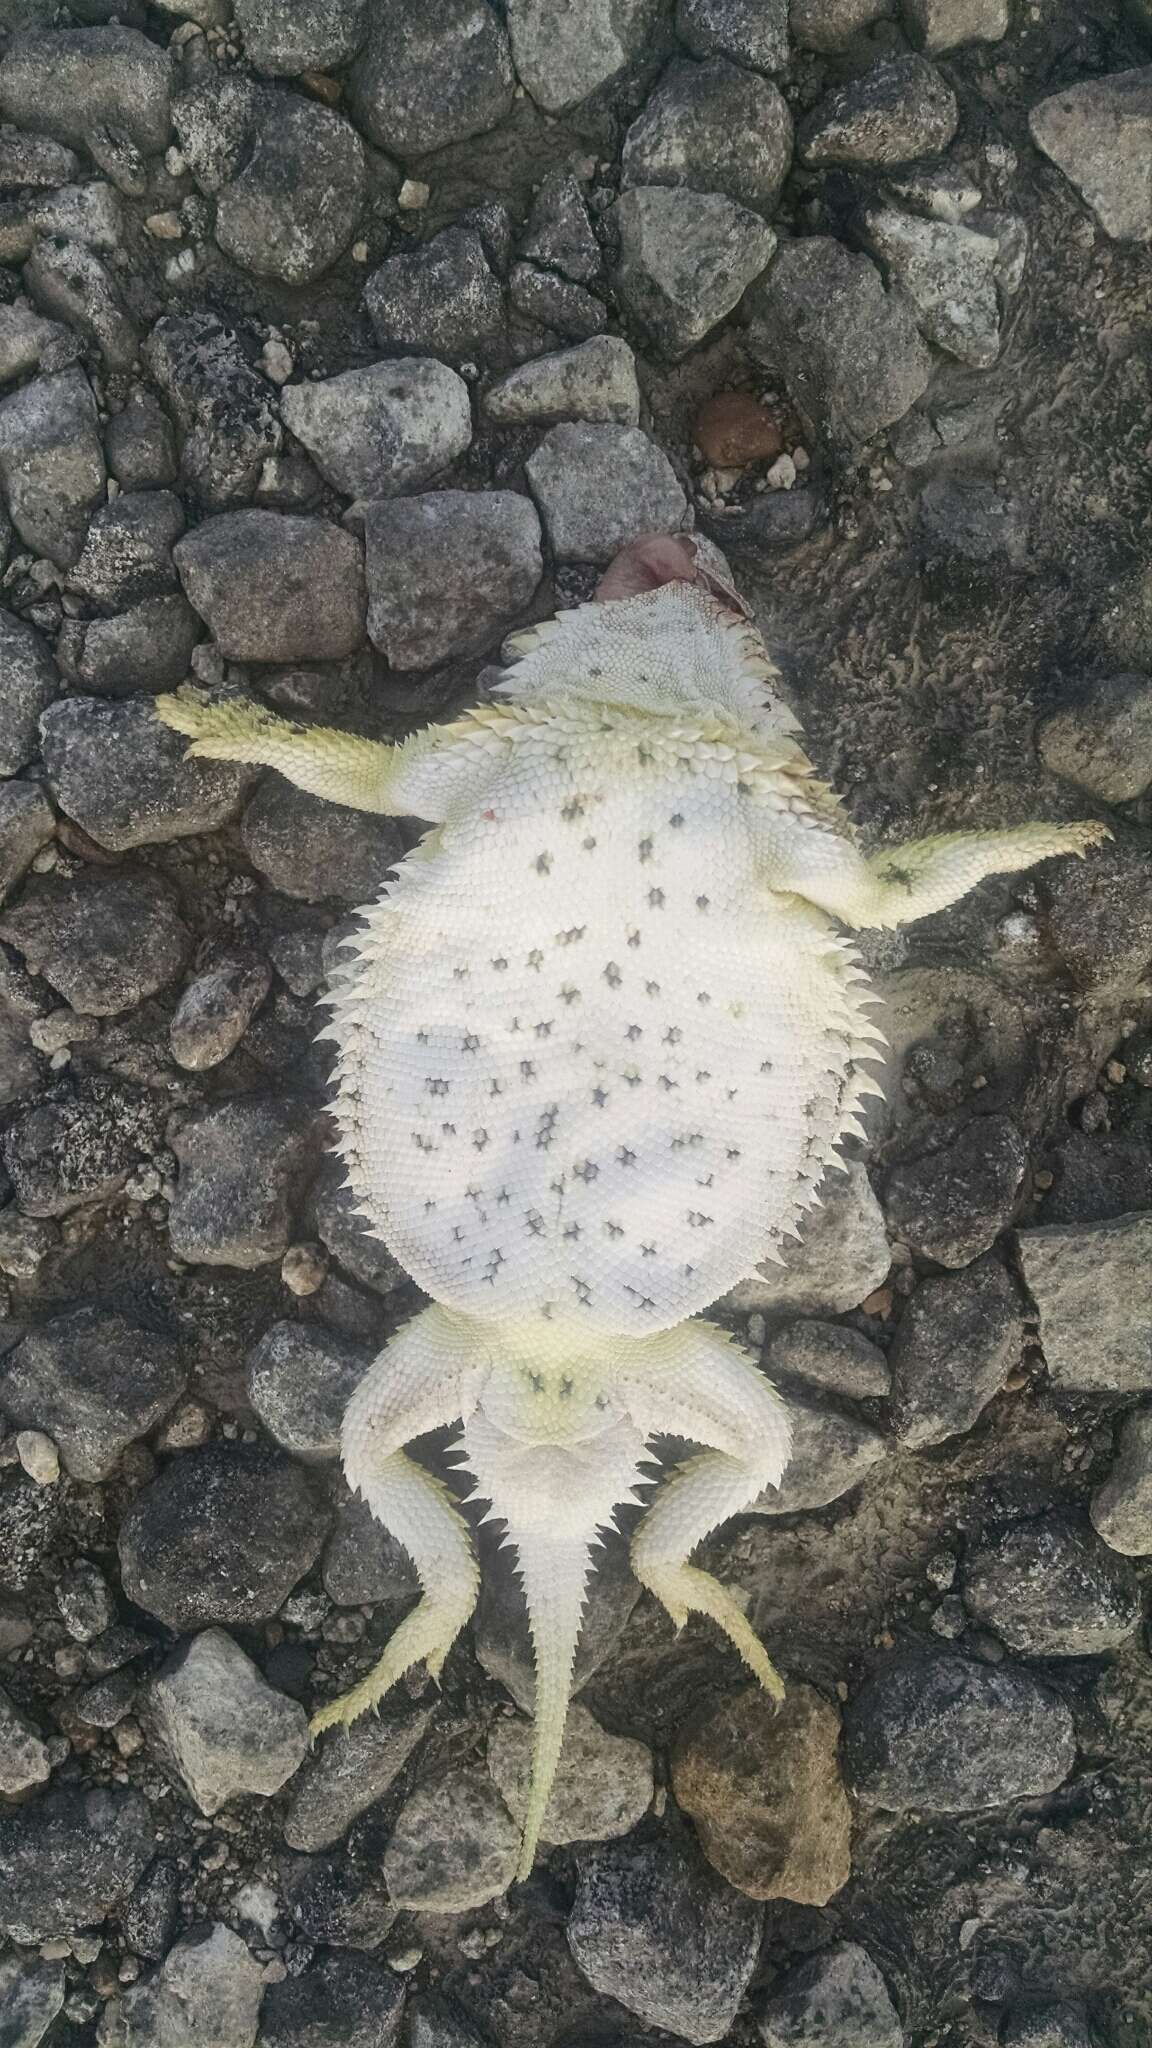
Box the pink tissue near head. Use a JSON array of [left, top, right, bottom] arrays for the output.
[[594, 534, 751, 616]]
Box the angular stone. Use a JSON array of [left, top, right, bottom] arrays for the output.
[[143, 311, 282, 510], [904, 0, 1008, 50], [759, 1942, 902, 2048], [484, 336, 640, 427], [525, 421, 687, 563], [172, 73, 265, 196], [0, 1954, 64, 2048], [280, 358, 472, 499], [0, 1308, 186, 1483], [568, 1834, 763, 2045], [0, 869, 190, 1015], [673, 1683, 850, 1903], [1044, 1129, 1152, 1227], [889, 1255, 1021, 1450], [169, 952, 272, 1070], [677, 0, 788, 70], [68, 594, 202, 696], [0, 782, 53, 907], [0, 1786, 153, 1943], [314, 1173, 407, 1295], [790, 0, 889, 46], [322, 1489, 417, 1607], [66, 489, 182, 611], [175, 512, 365, 662], [363, 489, 541, 669], [507, 262, 606, 340], [0, 607, 57, 772], [0, 1684, 50, 1795], [233, 0, 366, 75], [1044, 839, 1152, 995], [746, 239, 931, 448], [258, 1953, 405, 2048], [1017, 1212, 1152, 1393], [118, 1442, 329, 1629], [96, 1924, 264, 2048], [284, 1706, 432, 1851], [0, 299, 67, 384], [384, 1768, 520, 1911], [488, 1702, 652, 1848], [3, 1075, 161, 1217], [215, 99, 365, 286], [168, 1094, 320, 1269], [56, 1557, 115, 1642], [364, 228, 504, 360], [799, 53, 958, 167], [1091, 1406, 1152, 1556], [145, 1628, 308, 1814], [1030, 69, 1152, 243], [1038, 673, 1152, 803], [725, 1160, 890, 1318], [508, 0, 657, 112], [623, 57, 792, 216], [884, 1115, 1028, 1268], [522, 170, 600, 282], [919, 475, 1029, 567], [616, 186, 776, 356], [347, 0, 514, 155], [30, 181, 123, 251], [0, 127, 79, 190], [0, 366, 105, 567], [24, 236, 137, 374], [42, 692, 251, 851], [861, 206, 1003, 368], [106, 386, 177, 491], [241, 777, 403, 903], [842, 1653, 1077, 1811], [751, 1393, 887, 1513], [962, 1511, 1140, 1656], [765, 1319, 890, 1400], [1000, 2006, 1099, 2048], [475, 1533, 640, 1712], [0, 29, 172, 156], [246, 1319, 369, 1460]]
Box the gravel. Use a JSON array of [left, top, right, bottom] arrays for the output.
[[347, 0, 514, 156], [507, 262, 606, 339], [214, 98, 365, 287], [175, 512, 365, 663], [24, 236, 136, 376], [0, 608, 57, 771], [861, 206, 1005, 370], [258, 1953, 404, 2048], [677, 0, 789, 70], [751, 1392, 887, 1513], [799, 54, 959, 167], [143, 311, 281, 509], [0, 1785, 154, 1943], [0, 1308, 187, 1482], [522, 170, 600, 282], [63, 592, 202, 695], [884, 1115, 1028, 1266], [1030, 69, 1152, 243], [889, 1256, 1022, 1450], [144, 1627, 308, 1815], [764, 1320, 890, 1399], [40, 695, 252, 850], [1017, 1212, 1152, 1393], [363, 489, 541, 669], [962, 1510, 1141, 1655], [525, 421, 687, 563], [384, 1768, 520, 1912], [843, 1653, 1077, 1811], [615, 186, 776, 357], [95, 1923, 264, 2048], [622, 57, 793, 217], [0, 365, 105, 567], [1038, 672, 1152, 802], [167, 1094, 320, 1269], [0, 1954, 64, 2047], [1090, 1406, 1152, 1555], [364, 228, 504, 361], [0, 1684, 50, 1795], [280, 358, 472, 499], [241, 776, 403, 902], [488, 1701, 653, 1848], [906, 0, 1008, 48], [507, 0, 656, 113], [233, 0, 366, 76], [169, 952, 272, 1069], [725, 1160, 891, 1318], [0, 29, 172, 157], [284, 1707, 432, 1852], [483, 336, 640, 427], [759, 1942, 903, 2048], [246, 1318, 370, 1459], [0, 870, 191, 1015]]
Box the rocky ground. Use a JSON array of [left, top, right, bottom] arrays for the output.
[[0, 0, 1150, 2044]]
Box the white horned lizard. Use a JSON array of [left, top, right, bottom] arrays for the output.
[[156, 534, 1106, 1877]]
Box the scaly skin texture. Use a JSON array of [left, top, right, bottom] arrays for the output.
[[155, 536, 1107, 1879]]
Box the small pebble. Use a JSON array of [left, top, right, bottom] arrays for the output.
[[17, 1429, 60, 1485], [145, 212, 183, 240], [281, 1242, 329, 1296], [261, 338, 294, 384], [398, 179, 430, 210]]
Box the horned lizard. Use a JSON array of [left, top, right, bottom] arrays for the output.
[[156, 534, 1106, 1878]]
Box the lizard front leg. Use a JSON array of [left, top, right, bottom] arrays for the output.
[[156, 688, 407, 813]]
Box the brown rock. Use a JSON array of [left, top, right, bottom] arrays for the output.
[[671, 1681, 851, 1903], [693, 390, 783, 468]]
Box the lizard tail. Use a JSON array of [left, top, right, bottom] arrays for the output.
[[513, 1530, 595, 1882]]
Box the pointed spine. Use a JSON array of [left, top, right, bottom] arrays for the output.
[[513, 1533, 595, 1883]]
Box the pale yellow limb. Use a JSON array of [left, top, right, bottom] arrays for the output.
[[155, 687, 419, 815]]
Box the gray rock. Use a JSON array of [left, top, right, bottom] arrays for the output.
[[0, 869, 191, 1015], [173, 74, 265, 196], [73, 1669, 137, 1730], [1030, 69, 1152, 243], [622, 57, 792, 217], [0, 1785, 153, 1942], [0, 300, 68, 384], [385, 1768, 519, 1911], [918, 477, 1029, 567], [799, 53, 958, 167], [0, 29, 172, 156], [66, 594, 202, 696], [1000, 2003, 1099, 2048], [3, 1075, 162, 1217], [0, 1683, 50, 1794], [724, 1160, 891, 1318], [143, 311, 282, 510], [234, 0, 366, 75], [745, 239, 930, 448], [884, 1115, 1028, 1268], [96, 1923, 264, 2048], [759, 1942, 902, 2048], [0, 127, 79, 189], [122, 1861, 180, 1964], [751, 1393, 887, 1513], [364, 227, 504, 360], [522, 170, 600, 282], [24, 235, 136, 373], [476, 1533, 640, 1712], [678, 0, 788, 67], [905, 0, 1007, 49], [615, 186, 776, 356], [280, 358, 472, 499], [0, 608, 57, 771], [56, 1557, 115, 1641], [508, 0, 657, 112], [118, 1442, 329, 1628], [0, 1954, 64, 2048], [489, 1701, 652, 1846], [0, 1207, 58, 1278], [962, 1510, 1140, 1656], [507, 262, 607, 339], [0, 783, 54, 907], [0, 366, 105, 567], [257, 1953, 404, 2048], [242, 776, 403, 903], [765, 1319, 890, 1399], [169, 953, 272, 1070], [1045, 1130, 1152, 1226], [889, 1256, 1021, 1450], [323, 1489, 417, 1606], [168, 1094, 320, 1269], [175, 512, 365, 662], [1038, 673, 1152, 803], [0, 1307, 187, 1482], [1091, 1406, 1152, 1555], [406, 2004, 486, 2048], [106, 387, 177, 491], [363, 490, 542, 669], [283, 1706, 432, 1851], [568, 1834, 763, 2045], [1016, 1212, 1152, 1393], [28, 181, 123, 251], [347, 0, 514, 156], [525, 421, 688, 563], [861, 206, 1003, 368], [1044, 839, 1152, 995], [215, 99, 365, 287], [246, 1318, 369, 1459], [485, 335, 640, 427], [66, 489, 182, 611], [145, 1628, 308, 1815], [789, 0, 889, 47], [842, 1653, 1076, 1811], [314, 1173, 407, 1295], [282, 1854, 395, 1951]]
